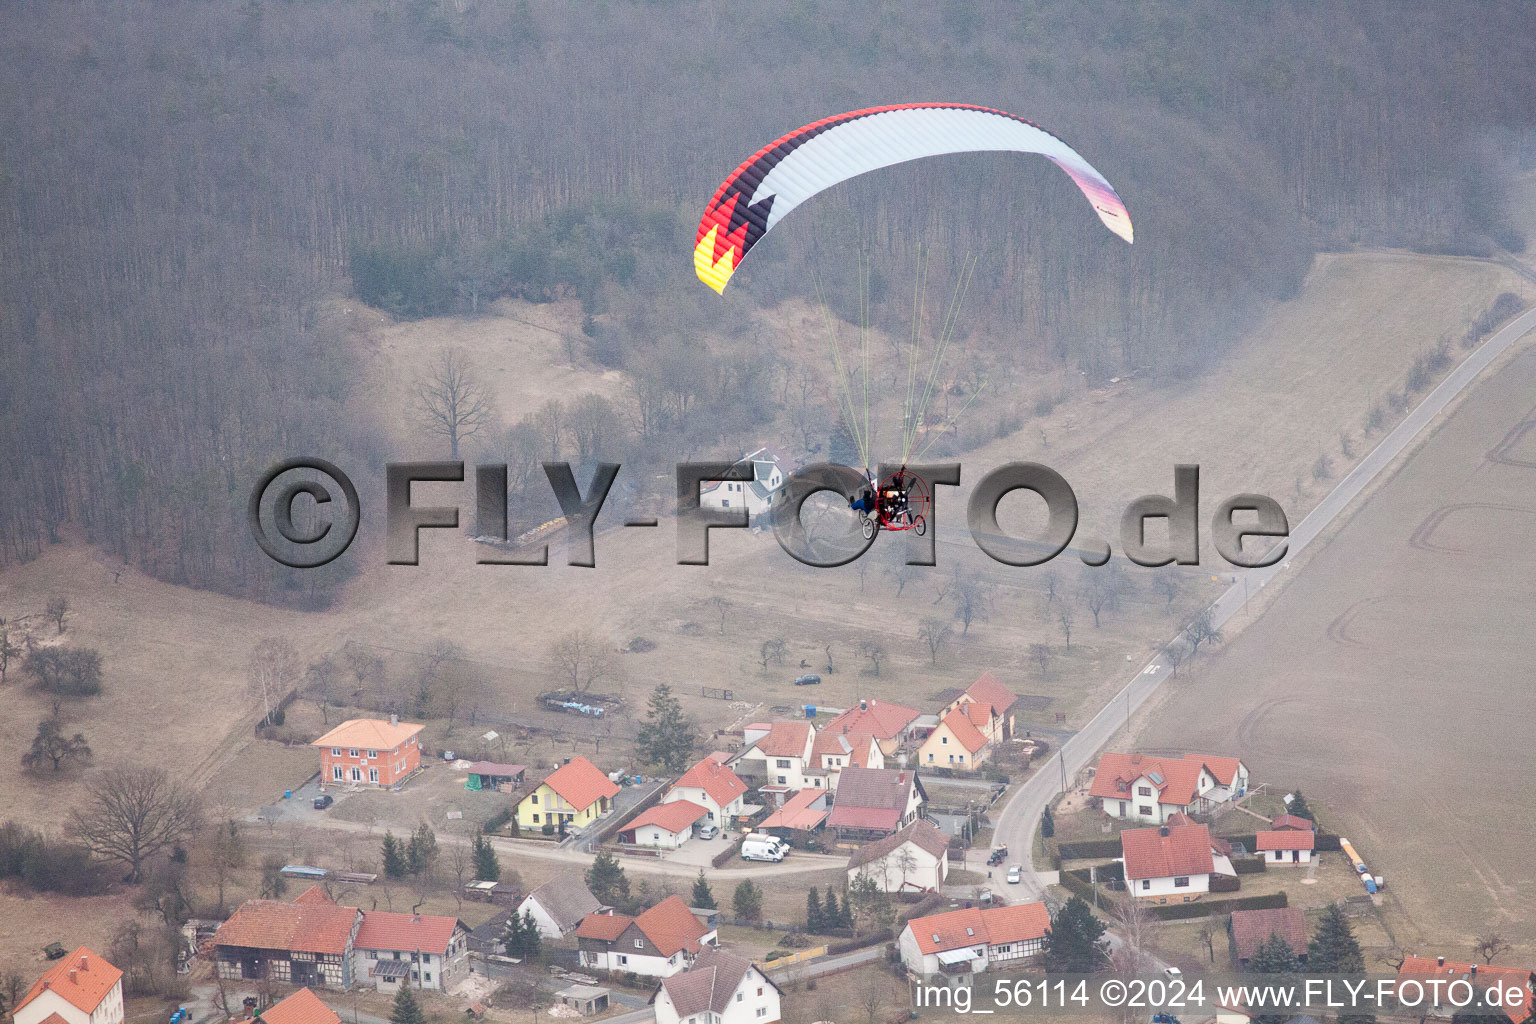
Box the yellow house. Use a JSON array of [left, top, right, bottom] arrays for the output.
[[516, 756, 620, 834], [917, 703, 995, 770]]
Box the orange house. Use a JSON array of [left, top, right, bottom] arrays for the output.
[[313, 718, 424, 789]]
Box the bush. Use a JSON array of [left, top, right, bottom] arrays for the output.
[[1150, 891, 1287, 921], [1210, 873, 1241, 893], [1232, 857, 1267, 875], [484, 808, 513, 834], [0, 820, 110, 896], [1056, 839, 1124, 860]]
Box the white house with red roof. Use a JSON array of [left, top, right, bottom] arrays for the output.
[[1255, 829, 1315, 865], [353, 910, 470, 992], [576, 895, 717, 978], [13, 949, 124, 1024], [897, 902, 1050, 979], [652, 950, 781, 1024], [1396, 957, 1534, 1024], [825, 699, 920, 754], [666, 755, 748, 826], [1121, 822, 1233, 902], [846, 820, 950, 892], [809, 727, 883, 791], [619, 800, 711, 849], [698, 448, 792, 519], [945, 672, 1021, 740], [733, 721, 817, 796], [826, 766, 925, 838], [1090, 751, 1248, 824]]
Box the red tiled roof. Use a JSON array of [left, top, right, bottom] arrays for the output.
[[964, 672, 1016, 715], [311, 719, 423, 750], [623, 800, 709, 835], [259, 988, 342, 1024], [673, 756, 748, 807], [634, 895, 711, 957], [540, 756, 620, 811], [1121, 824, 1215, 880], [292, 885, 335, 906], [1255, 830, 1315, 852], [355, 911, 464, 956], [214, 900, 360, 956], [812, 728, 877, 767], [846, 820, 949, 869], [1398, 958, 1533, 1023], [905, 902, 1049, 955], [576, 912, 633, 942], [827, 700, 919, 739], [1271, 814, 1314, 831], [939, 706, 989, 754], [1230, 908, 1307, 961], [1185, 753, 1244, 787], [759, 789, 828, 831], [753, 721, 813, 758], [18, 949, 122, 1016], [1089, 753, 1205, 806]]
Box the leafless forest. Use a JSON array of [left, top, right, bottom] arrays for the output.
[[2, 1, 1534, 603]]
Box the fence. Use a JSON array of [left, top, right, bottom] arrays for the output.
[[761, 946, 827, 972]]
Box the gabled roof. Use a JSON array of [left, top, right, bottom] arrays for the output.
[[576, 912, 633, 943], [355, 911, 465, 956], [846, 819, 949, 869], [258, 988, 342, 1024], [938, 706, 989, 753], [673, 755, 748, 806], [1270, 814, 1314, 831], [827, 767, 920, 832], [1230, 908, 1307, 962], [577, 896, 711, 958], [963, 672, 1017, 715], [904, 902, 1050, 955], [523, 876, 602, 933], [292, 884, 335, 906], [215, 900, 360, 956], [1398, 958, 1533, 1023], [466, 761, 525, 778], [1255, 830, 1315, 852], [1185, 753, 1245, 787], [17, 949, 122, 1017], [623, 800, 709, 835], [812, 728, 878, 767], [539, 756, 620, 812], [827, 700, 919, 739], [311, 719, 423, 750], [656, 951, 773, 1016], [752, 721, 814, 758], [1089, 752, 1206, 807], [759, 788, 829, 831], [1120, 824, 1216, 880]]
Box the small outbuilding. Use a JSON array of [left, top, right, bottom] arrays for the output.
[[555, 985, 611, 1015]]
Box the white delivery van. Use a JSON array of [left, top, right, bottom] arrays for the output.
[[740, 833, 790, 862]]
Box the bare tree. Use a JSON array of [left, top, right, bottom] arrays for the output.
[[857, 970, 888, 1024], [204, 819, 245, 916], [549, 630, 616, 693], [46, 596, 69, 634], [1473, 932, 1511, 965], [709, 596, 731, 635], [68, 765, 201, 882], [857, 639, 886, 677], [21, 718, 92, 773], [247, 637, 300, 726], [949, 571, 994, 636], [1082, 573, 1112, 628], [1186, 609, 1223, 658], [1153, 571, 1183, 611], [416, 348, 494, 459], [534, 398, 565, 459], [758, 638, 787, 672], [1197, 915, 1218, 964], [1111, 896, 1161, 975], [1030, 642, 1052, 678], [1163, 635, 1192, 678], [917, 618, 952, 665], [1057, 601, 1075, 651], [0, 627, 18, 685], [1041, 568, 1062, 605]]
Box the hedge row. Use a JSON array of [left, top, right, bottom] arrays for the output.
[[1056, 838, 1124, 860], [1233, 857, 1267, 875], [711, 844, 737, 869], [1150, 891, 1287, 921], [1210, 874, 1241, 893]]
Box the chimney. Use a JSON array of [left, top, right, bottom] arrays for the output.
[[69, 970, 78, 984], [390, 713, 399, 727], [1470, 965, 1477, 976], [79, 955, 89, 970], [1438, 957, 1446, 967], [860, 699, 868, 711], [1159, 826, 1170, 838], [41, 980, 50, 990]]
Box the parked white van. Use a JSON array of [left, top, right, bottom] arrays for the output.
[[741, 833, 790, 862]]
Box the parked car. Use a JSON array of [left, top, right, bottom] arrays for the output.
[[441, 750, 457, 761], [1006, 865, 1022, 884], [312, 794, 333, 810], [793, 674, 821, 686], [1163, 967, 1182, 979], [696, 824, 719, 840]]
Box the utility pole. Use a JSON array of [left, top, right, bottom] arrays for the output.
[[1059, 750, 1067, 793]]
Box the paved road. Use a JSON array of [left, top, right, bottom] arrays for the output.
[[991, 303, 1536, 897]]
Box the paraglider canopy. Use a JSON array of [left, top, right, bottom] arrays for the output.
[[694, 102, 1133, 294]]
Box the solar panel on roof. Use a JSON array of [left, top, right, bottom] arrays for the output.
[[1148, 771, 1164, 784]]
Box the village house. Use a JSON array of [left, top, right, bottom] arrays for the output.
[[1121, 822, 1233, 902], [846, 819, 950, 892], [1229, 908, 1309, 969], [517, 875, 603, 940], [733, 721, 817, 798], [619, 800, 710, 849], [652, 950, 782, 1024], [758, 788, 829, 839], [944, 672, 1021, 740], [312, 717, 424, 789], [213, 896, 363, 988], [1270, 814, 1313, 831], [826, 766, 926, 839], [254, 989, 341, 1024], [12, 949, 124, 1024], [824, 699, 920, 755], [353, 910, 470, 992], [1397, 957, 1534, 1023], [698, 447, 793, 519], [576, 896, 717, 978], [1090, 751, 1250, 823], [898, 902, 1051, 980], [667, 755, 749, 826], [1255, 830, 1315, 865], [809, 728, 883, 792], [917, 702, 997, 770], [516, 756, 620, 834]]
